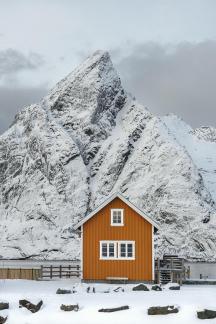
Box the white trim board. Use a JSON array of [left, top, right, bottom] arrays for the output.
[[74, 192, 160, 230]]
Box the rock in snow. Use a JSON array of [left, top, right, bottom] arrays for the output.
[[0, 50, 216, 261]]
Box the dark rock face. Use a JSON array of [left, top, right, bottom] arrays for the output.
[[148, 305, 179, 315], [60, 304, 79, 311], [132, 284, 149, 291], [0, 303, 9, 310], [1, 50, 216, 261], [197, 309, 216, 319], [56, 288, 71, 294], [19, 299, 43, 313]]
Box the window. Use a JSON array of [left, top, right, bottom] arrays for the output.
[[118, 242, 135, 259], [100, 241, 117, 259], [100, 241, 135, 260], [111, 209, 124, 226]]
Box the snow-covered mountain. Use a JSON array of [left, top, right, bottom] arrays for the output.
[[0, 50, 216, 261]]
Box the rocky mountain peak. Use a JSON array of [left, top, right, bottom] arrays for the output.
[[193, 126, 216, 142], [0, 51, 216, 261]]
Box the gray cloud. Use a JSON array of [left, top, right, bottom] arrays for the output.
[[0, 86, 47, 134], [115, 41, 216, 128], [0, 49, 44, 77]]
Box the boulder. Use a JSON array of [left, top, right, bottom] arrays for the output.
[[0, 303, 9, 310], [148, 305, 179, 315], [132, 284, 149, 291], [56, 288, 71, 294], [197, 309, 216, 319], [151, 285, 162, 291], [169, 285, 180, 290], [113, 287, 124, 292], [98, 306, 129, 312], [165, 283, 180, 290], [60, 304, 79, 312], [0, 316, 7, 324], [19, 299, 43, 313]]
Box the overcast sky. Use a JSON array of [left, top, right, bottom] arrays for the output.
[[0, 0, 216, 134]]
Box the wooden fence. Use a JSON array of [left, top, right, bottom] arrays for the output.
[[0, 268, 41, 280], [40, 264, 80, 279]]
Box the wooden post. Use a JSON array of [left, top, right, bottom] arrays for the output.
[[59, 265, 62, 278], [157, 258, 160, 284], [77, 264, 79, 277], [69, 265, 71, 278], [50, 265, 53, 279], [40, 265, 43, 279]]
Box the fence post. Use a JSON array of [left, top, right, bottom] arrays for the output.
[[41, 265, 43, 279], [50, 265, 53, 279], [69, 265, 71, 278], [60, 265, 62, 278], [77, 264, 79, 277]]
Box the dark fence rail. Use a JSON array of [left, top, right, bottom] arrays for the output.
[[40, 264, 80, 279]]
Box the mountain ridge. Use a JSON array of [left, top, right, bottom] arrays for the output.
[[0, 50, 216, 261]]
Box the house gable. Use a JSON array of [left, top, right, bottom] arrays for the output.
[[74, 192, 159, 230]]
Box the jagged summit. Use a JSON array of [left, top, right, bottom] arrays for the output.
[[1, 51, 216, 260]]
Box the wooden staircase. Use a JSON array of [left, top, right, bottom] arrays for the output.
[[159, 270, 171, 284], [155, 255, 184, 285]]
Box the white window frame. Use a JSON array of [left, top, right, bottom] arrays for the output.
[[99, 240, 135, 260], [111, 209, 124, 226], [100, 241, 117, 260], [118, 241, 135, 260]]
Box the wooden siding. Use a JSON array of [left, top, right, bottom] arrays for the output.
[[83, 197, 153, 281]]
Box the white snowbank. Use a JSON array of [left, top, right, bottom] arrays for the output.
[[0, 279, 215, 324]]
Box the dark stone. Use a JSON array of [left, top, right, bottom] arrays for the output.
[[98, 306, 129, 313], [169, 285, 180, 290], [197, 309, 216, 319], [114, 287, 124, 292], [151, 285, 162, 291], [19, 299, 43, 313], [0, 303, 9, 310], [56, 288, 71, 294], [0, 316, 7, 324], [132, 284, 149, 291], [148, 306, 179, 315], [60, 304, 79, 312]]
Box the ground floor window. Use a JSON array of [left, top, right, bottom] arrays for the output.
[[100, 241, 135, 260]]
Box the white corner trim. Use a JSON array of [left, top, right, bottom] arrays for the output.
[[152, 225, 155, 281], [80, 225, 83, 279]]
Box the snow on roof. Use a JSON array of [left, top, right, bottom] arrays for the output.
[[73, 192, 160, 230]]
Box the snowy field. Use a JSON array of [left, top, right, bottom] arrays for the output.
[[0, 279, 216, 324]]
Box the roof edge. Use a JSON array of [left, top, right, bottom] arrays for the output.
[[73, 192, 160, 230]]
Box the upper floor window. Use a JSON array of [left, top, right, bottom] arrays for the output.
[[111, 209, 124, 226]]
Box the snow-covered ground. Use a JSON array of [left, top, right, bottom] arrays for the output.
[[0, 279, 215, 324]]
